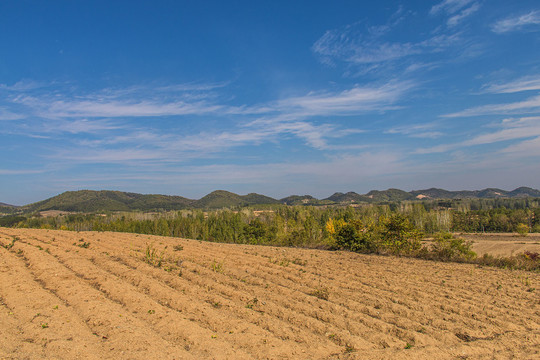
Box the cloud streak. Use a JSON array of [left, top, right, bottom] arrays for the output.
[[443, 94, 540, 117], [492, 10, 540, 33], [483, 75, 540, 94], [417, 116, 540, 154], [274, 81, 413, 116]]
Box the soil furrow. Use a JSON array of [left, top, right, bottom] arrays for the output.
[[1, 228, 538, 360]]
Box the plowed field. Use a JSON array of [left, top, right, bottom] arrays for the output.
[[0, 228, 539, 359]]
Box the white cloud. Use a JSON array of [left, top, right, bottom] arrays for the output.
[[386, 123, 443, 138], [430, 0, 475, 15], [465, 117, 540, 145], [492, 10, 540, 33], [312, 23, 419, 65], [53, 148, 167, 163], [0, 169, 46, 175], [416, 116, 540, 154], [483, 75, 540, 93], [312, 12, 468, 70], [443, 94, 540, 117], [275, 81, 413, 116], [0, 108, 24, 121], [501, 136, 540, 156], [43, 119, 123, 134], [0, 80, 45, 92], [4, 79, 410, 165], [16, 96, 227, 118], [446, 3, 481, 27], [11, 78, 410, 121]]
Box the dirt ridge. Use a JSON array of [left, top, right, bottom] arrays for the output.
[[1, 228, 539, 359]]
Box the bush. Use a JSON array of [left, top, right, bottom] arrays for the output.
[[516, 223, 529, 236], [0, 215, 26, 227], [477, 252, 540, 271], [429, 232, 476, 261], [332, 215, 424, 255], [380, 214, 423, 255], [332, 219, 381, 253]]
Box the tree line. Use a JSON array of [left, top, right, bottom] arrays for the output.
[[10, 200, 540, 246]]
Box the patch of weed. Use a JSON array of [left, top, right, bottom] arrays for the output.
[[245, 297, 259, 310], [144, 244, 164, 268], [309, 287, 329, 300], [211, 260, 224, 273]]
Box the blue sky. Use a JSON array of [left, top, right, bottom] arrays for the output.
[[2, 0, 540, 205]]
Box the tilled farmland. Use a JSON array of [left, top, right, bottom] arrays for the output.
[[0, 228, 538, 359]]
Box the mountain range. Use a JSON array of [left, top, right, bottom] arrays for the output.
[[1, 187, 540, 214]]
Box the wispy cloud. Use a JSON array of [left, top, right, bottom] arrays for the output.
[[2, 77, 412, 174], [10, 78, 411, 121], [0, 108, 24, 121], [312, 22, 419, 65], [312, 6, 473, 72], [492, 10, 540, 33], [446, 3, 481, 27], [483, 75, 540, 93], [274, 80, 413, 116], [465, 116, 540, 145], [443, 94, 540, 117], [386, 123, 443, 138], [0, 169, 46, 175], [417, 116, 540, 153], [0, 80, 45, 92], [501, 136, 540, 156], [430, 0, 475, 15], [42, 119, 124, 134], [430, 0, 481, 27], [15, 96, 228, 118], [53, 148, 166, 163]]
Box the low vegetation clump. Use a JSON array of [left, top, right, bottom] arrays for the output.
[[426, 232, 476, 262], [309, 287, 329, 300], [477, 251, 540, 271], [516, 223, 529, 236], [144, 244, 164, 268]]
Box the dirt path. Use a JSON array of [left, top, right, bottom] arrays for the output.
[[1, 228, 538, 359]]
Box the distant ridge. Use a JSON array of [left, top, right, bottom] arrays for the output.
[[193, 190, 279, 209], [2, 186, 540, 213], [280, 195, 328, 206], [364, 188, 412, 202], [409, 186, 540, 200], [21, 190, 194, 212], [0, 202, 20, 215], [325, 192, 370, 203]]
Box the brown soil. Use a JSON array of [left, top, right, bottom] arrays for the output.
[[460, 233, 540, 257], [0, 228, 538, 359]]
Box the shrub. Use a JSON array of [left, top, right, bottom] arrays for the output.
[[477, 252, 540, 271], [429, 232, 476, 261], [516, 223, 529, 236], [333, 219, 380, 253], [380, 214, 423, 255]]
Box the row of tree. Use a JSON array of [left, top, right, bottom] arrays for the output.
[[11, 202, 540, 248]]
